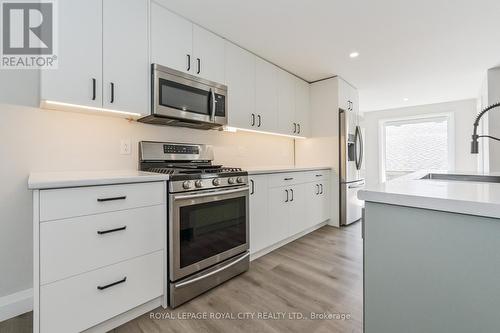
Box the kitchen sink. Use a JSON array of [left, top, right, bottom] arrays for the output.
[[420, 173, 500, 183]]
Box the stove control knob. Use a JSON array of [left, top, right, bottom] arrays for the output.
[[182, 181, 192, 189], [228, 177, 236, 184], [212, 178, 221, 186], [195, 180, 203, 188], [237, 176, 245, 183]]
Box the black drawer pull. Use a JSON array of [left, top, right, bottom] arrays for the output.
[[284, 177, 294, 181], [97, 226, 127, 235], [97, 277, 127, 290], [97, 196, 126, 202], [315, 174, 323, 177]]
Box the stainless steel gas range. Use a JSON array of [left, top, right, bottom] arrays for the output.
[[139, 141, 249, 308]]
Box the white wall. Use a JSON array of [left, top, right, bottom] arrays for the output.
[[362, 99, 478, 186], [0, 73, 294, 304]]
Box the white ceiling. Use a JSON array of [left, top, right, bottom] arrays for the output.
[[157, 0, 500, 111]]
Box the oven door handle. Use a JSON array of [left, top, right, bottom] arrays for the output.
[[173, 186, 249, 201], [174, 252, 250, 288]]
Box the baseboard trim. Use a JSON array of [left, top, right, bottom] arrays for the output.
[[250, 221, 328, 261], [0, 288, 33, 322]]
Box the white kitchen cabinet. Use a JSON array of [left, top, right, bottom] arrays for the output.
[[249, 175, 268, 253], [277, 70, 296, 135], [267, 187, 290, 246], [255, 58, 279, 133], [288, 184, 307, 237], [151, 3, 225, 83], [150, 2, 192, 74], [192, 25, 225, 83], [338, 78, 358, 114], [249, 169, 331, 258], [40, 0, 102, 108], [225, 42, 256, 130], [295, 78, 311, 137], [103, 0, 149, 115]]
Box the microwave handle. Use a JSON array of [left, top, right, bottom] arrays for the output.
[[210, 89, 216, 121]]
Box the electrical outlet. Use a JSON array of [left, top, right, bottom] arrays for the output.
[[120, 139, 131, 155]]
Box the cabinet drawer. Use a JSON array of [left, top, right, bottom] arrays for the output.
[[268, 172, 308, 188], [40, 182, 165, 222], [40, 205, 165, 285], [303, 170, 331, 182], [40, 251, 163, 333]]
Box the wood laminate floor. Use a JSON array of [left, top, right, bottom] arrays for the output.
[[0, 223, 363, 333]]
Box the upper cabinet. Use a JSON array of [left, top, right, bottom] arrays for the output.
[[294, 78, 310, 137], [102, 0, 149, 114], [225, 42, 256, 129], [255, 58, 279, 133], [41, 0, 149, 116], [150, 2, 192, 74], [338, 78, 358, 114], [41, 0, 103, 108], [277, 70, 296, 135], [151, 2, 225, 83], [192, 25, 225, 83]]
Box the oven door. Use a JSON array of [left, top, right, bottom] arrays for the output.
[[153, 65, 227, 126], [169, 186, 249, 281]]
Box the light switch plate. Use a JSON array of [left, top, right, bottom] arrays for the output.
[[120, 139, 131, 155]]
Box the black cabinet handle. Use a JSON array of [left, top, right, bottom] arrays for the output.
[[257, 115, 262, 127], [251, 113, 255, 126], [293, 123, 297, 133], [250, 179, 255, 195], [197, 58, 201, 74], [110, 82, 115, 103], [285, 189, 289, 202], [315, 174, 323, 177], [97, 277, 127, 291], [97, 226, 126, 235], [297, 123, 301, 134], [320, 184, 324, 194], [316, 184, 320, 195], [97, 196, 126, 202], [92, 78, 96, 100], [290, 189, 294, 201], [186, 54, 191, 71], [284, 177, 294, 181]]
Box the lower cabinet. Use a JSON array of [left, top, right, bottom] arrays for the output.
[[249, 171, 331, 255], [33, 181, 167, 333]]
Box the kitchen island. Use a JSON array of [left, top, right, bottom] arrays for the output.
[[359, 171, 500, 333]]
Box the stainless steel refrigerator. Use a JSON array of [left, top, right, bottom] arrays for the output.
[[339, 108, 364, 225]]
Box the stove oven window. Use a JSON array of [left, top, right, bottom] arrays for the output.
[[179, 197, 246, 268]]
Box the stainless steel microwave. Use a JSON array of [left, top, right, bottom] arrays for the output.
[[139, 64, 227, 129]]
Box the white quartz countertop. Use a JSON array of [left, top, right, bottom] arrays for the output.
[[28, 170, 169, 189], [358, 170, 500, 219], [247, 166, 331, 175]]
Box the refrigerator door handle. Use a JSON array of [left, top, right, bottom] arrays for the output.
[[355, 125, 363, 170]]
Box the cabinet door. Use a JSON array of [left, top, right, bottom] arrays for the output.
[[319, 180, 331, 223], [288, 184, 307, 237], [150, 2, 193, 74], [41, 0, 102, 107], [295, 78, 310, 137], [277, 70, 296, 135], [268, 187, 290, 246], [337, 78, 351, 111], [306, 182, 322, 229], [103, 0, 149, 115], [249, 175, 268, 254], [255, 58, 278, 132], [192, 25, 225, 83], [225, 42, 256, 130]]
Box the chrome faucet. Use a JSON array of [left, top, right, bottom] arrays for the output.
[[471, 102, 500, 154]]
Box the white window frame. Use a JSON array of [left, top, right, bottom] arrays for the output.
[[378, 112, 455, 183]]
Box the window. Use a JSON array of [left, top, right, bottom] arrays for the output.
[[380, 114, 454, 182]]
